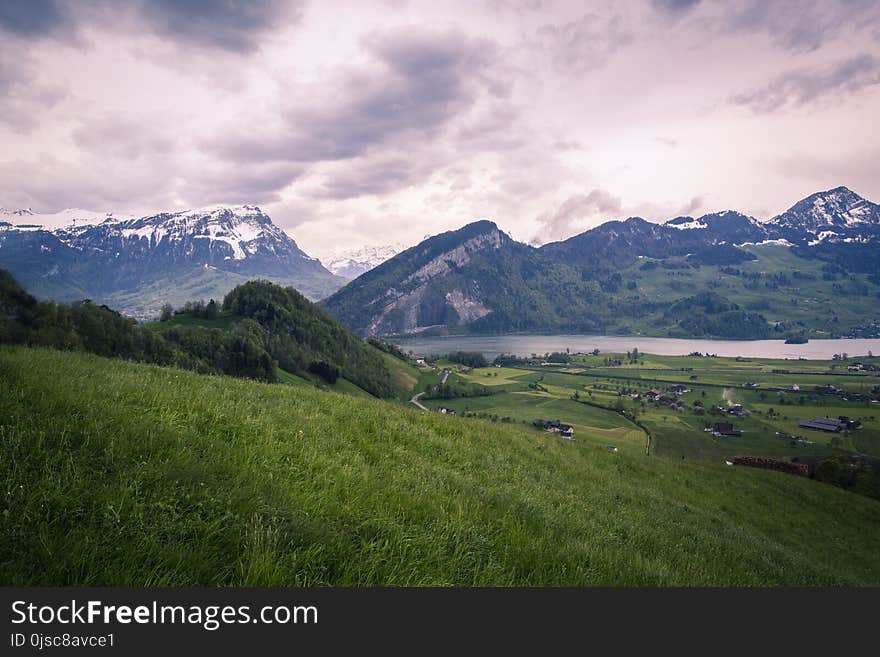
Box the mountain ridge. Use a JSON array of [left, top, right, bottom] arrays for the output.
[[322, 186, 880, 338]]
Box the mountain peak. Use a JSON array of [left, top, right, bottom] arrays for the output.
[[459, 219, 501, 234], [771, 186, 878, 236]]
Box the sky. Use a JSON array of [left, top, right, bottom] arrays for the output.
[[1, 0, 879, 260]]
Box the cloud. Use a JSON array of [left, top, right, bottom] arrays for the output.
[[0, 0, 300, 52], [731, 54, 880, 113], [71, 116, 175, 159], [137, 0, 301, 53], [678, 196, 705, 216], [532, 13, 634, 75], [651, 0, 701, 15], [717, 0, 880, 52], [0, 0, 68, 38], [306, 154, 435, 200], [533, 189, 623, 242], [0, 43, 67, 133], [207, 27, 508, 199], [180, 161, 306, 205], [0, 155, 179, 212]]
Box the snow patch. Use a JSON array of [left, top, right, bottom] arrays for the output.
[[736, 239, 793, 247], [668, 220, 706, 230]]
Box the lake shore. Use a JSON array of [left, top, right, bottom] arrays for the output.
[[392, 334, 880, 360]]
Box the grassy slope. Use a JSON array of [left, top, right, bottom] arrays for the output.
[[2, 346, 880, 586]]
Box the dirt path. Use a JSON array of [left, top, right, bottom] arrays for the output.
[[410, 391, 429, 411]]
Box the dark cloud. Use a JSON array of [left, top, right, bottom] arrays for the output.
[[208, 27, 505, 199], [0, 43, 67, 133], [138, 0, 301, 52], [181, 161, 306, 205], [678, 196, 705, 216], [719, 0, 880, 52], [0, 0, 67, 37], [308, 156, 429, 200], [731, 54, 880, 113], [534, 189, 622, 242], [0, 0, 300, 52], [651, 0, 701, 14]]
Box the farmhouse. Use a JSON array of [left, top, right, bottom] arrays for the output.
[[713, 422, 742, 437], [533, 419, 575, 438], [436, 407, 456, 415], [645, 389, 661, 401], [798, 417, 847, 432], [668, 384, 690, 395]]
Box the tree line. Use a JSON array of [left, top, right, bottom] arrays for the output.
[[0, 270, 397, 397]]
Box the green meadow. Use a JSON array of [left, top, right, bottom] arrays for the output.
[[3, 346, 880, 586]]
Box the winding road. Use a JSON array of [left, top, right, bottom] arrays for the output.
[[410, 369, 450, 411], [410, 391, 429, 411]]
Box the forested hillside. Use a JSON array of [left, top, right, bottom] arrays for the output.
[[0, 270, 399, 398]]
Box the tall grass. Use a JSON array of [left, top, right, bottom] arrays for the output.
[[2, 346, 879, 586]]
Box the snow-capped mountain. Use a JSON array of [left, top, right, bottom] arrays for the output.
[[53, 205, 325, 275], [0, 205, 343, 318], [660, 187, 880, 248], [767, 186, 880, 245], [323, 243, 407, 280]]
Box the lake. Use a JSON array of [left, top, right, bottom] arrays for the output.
[[392, 334, 880, 360]]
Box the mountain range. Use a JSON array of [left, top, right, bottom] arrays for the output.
[[0, 205, 344, 319], [3, 186, 879, 338], [322, 243, 406, 280], [321, 186, 880, 339]]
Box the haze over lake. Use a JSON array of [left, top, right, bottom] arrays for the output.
[[393, 335, 880, 360]]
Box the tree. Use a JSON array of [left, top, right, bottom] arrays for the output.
[[159, 304, 173, 322], [204, 299, 219, 320]]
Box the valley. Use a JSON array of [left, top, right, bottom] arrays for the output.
[[2, 267, 880, 586]]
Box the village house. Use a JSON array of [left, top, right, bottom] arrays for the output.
[[645, 389, 661, 402], [667, 384, 690, 395], [533, 419, 575, 439], [436, 407, 456, 415], [712, 422, 742, 437], [728, 404, 747, 417]]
